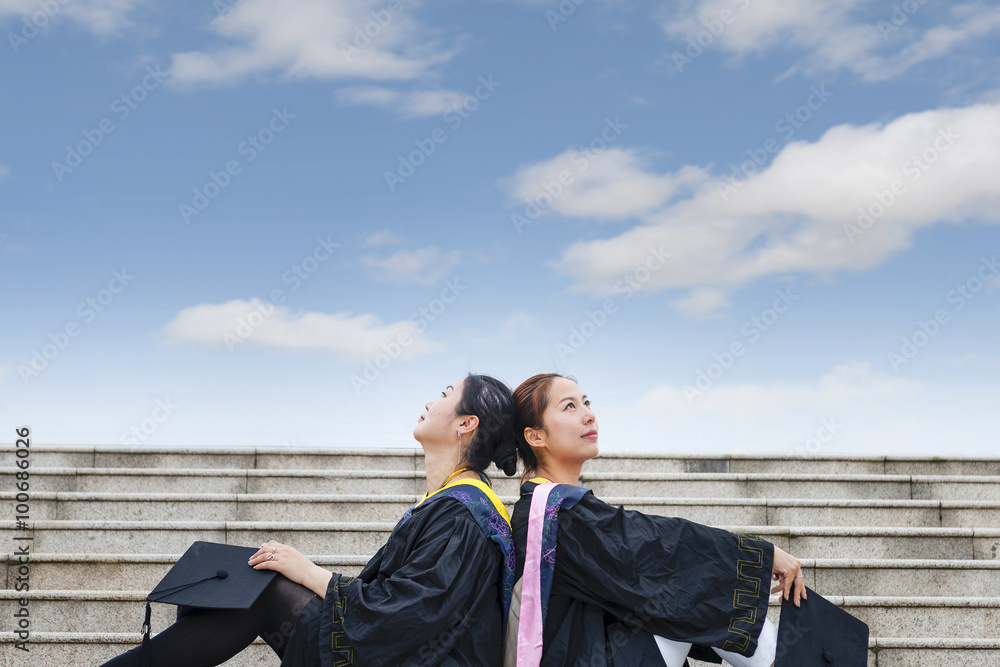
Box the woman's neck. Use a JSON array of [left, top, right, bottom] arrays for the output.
[[423, 448, 475, 496], [533, 460, 583, 486]]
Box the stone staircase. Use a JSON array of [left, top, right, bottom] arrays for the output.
[[2, 446, 999, 666]]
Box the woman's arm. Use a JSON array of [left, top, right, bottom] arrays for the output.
[[770, 545, 806, 606], [248, 540, 333, 598], [552, 495, 775, 656]]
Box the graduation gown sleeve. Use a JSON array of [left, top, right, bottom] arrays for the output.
[[319, 498, 504, 666], [550, 490, 774, 657]]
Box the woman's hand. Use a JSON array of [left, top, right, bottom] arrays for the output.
[[770, 546, 807, 607], [248, 540, 333, 599]]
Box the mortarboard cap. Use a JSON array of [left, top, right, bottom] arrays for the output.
[[147, 540, 278, 609], [138, 541, 279, 666], [775, 586, 869, 666]]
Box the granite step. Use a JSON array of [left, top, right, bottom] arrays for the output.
[[7, 521, 1000, 560], [12, 633, 999, 667], [0, 633, 276, 666], [7, 467, 1000, 500], [3, 445, 998, 665], [2, 553, 372, 591], [9, 553, 1000, 598], [7, 445, 1000, 476], [10, 491, 1000, 527], [8, 634, 1000, 667], [4, 590, 997, 638]]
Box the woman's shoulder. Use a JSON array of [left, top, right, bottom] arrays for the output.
[[511, 480, 600, 528]]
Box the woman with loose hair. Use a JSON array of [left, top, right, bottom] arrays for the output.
[[509, 373, 803, 667], [101, 373, 519, 667]]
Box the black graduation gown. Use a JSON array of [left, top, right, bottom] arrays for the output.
[[282, 495, 505, 667], [512, 479, 775, 667]]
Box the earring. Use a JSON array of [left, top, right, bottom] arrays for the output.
[[457, 430, 463, 462]]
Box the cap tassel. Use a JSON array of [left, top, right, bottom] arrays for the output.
[[140, 601, 151, 667]]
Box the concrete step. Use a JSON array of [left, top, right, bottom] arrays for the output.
[[8, 467, 1000, 500], [7, 445, 1000, 476], [2, 553, 372, 591], [0, 633, 275, 666], [0, 445, 421, 471], [4, 445, 999, 663], [10, 553, 999, 598], [1, 520, 393, 555], [8, 634, 1000, 667], [5, 590, 997, 638], [7, 521, 1000, 560], [764, 597, 1000, 640], [583, 472, 1000, 501], [0, 492, 420, 522], [8, 491, 1000, 528], [807, 559, 1000, 597]]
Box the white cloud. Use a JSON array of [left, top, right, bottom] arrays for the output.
[[363, 230, 405, 247], [0, 0, 144, 35], [162, 298, 443, 361], [502, 147, 707, 221], [660, 1, 1000, 82], [669, 287, 731, 319], [594, 361, 986, 455], [335, 86, 468, 117], [362, 247, 461, 284], [636, 361, 919, 419], [168, 0, 460, 86], [504, 101, 1000, 312], [500, 311, 535, 338], [0, 0, 144, 36], [0, 164, 11, 182]]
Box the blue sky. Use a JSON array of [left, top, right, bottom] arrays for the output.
[[2, 0, 999, 456]]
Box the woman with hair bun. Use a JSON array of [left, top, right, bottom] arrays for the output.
[[509, 373, 803, 667], [101, 373, 519, 667]]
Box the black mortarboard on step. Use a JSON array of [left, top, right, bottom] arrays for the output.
[[775, 586, 869, 666], [139, 541, 279, 667]]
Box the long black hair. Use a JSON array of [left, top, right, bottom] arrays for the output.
[[456, 373, 519, 477]]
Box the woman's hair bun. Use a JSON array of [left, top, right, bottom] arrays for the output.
[[492, 437, 518, 477]]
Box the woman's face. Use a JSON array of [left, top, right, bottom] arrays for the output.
[[530, 376, 599, 466], [413, 378, 473, 446]]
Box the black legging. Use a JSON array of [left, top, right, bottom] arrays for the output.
[[99, 574, 318, 666]]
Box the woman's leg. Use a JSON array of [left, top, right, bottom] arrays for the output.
[[99, 575, 318, 667]]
